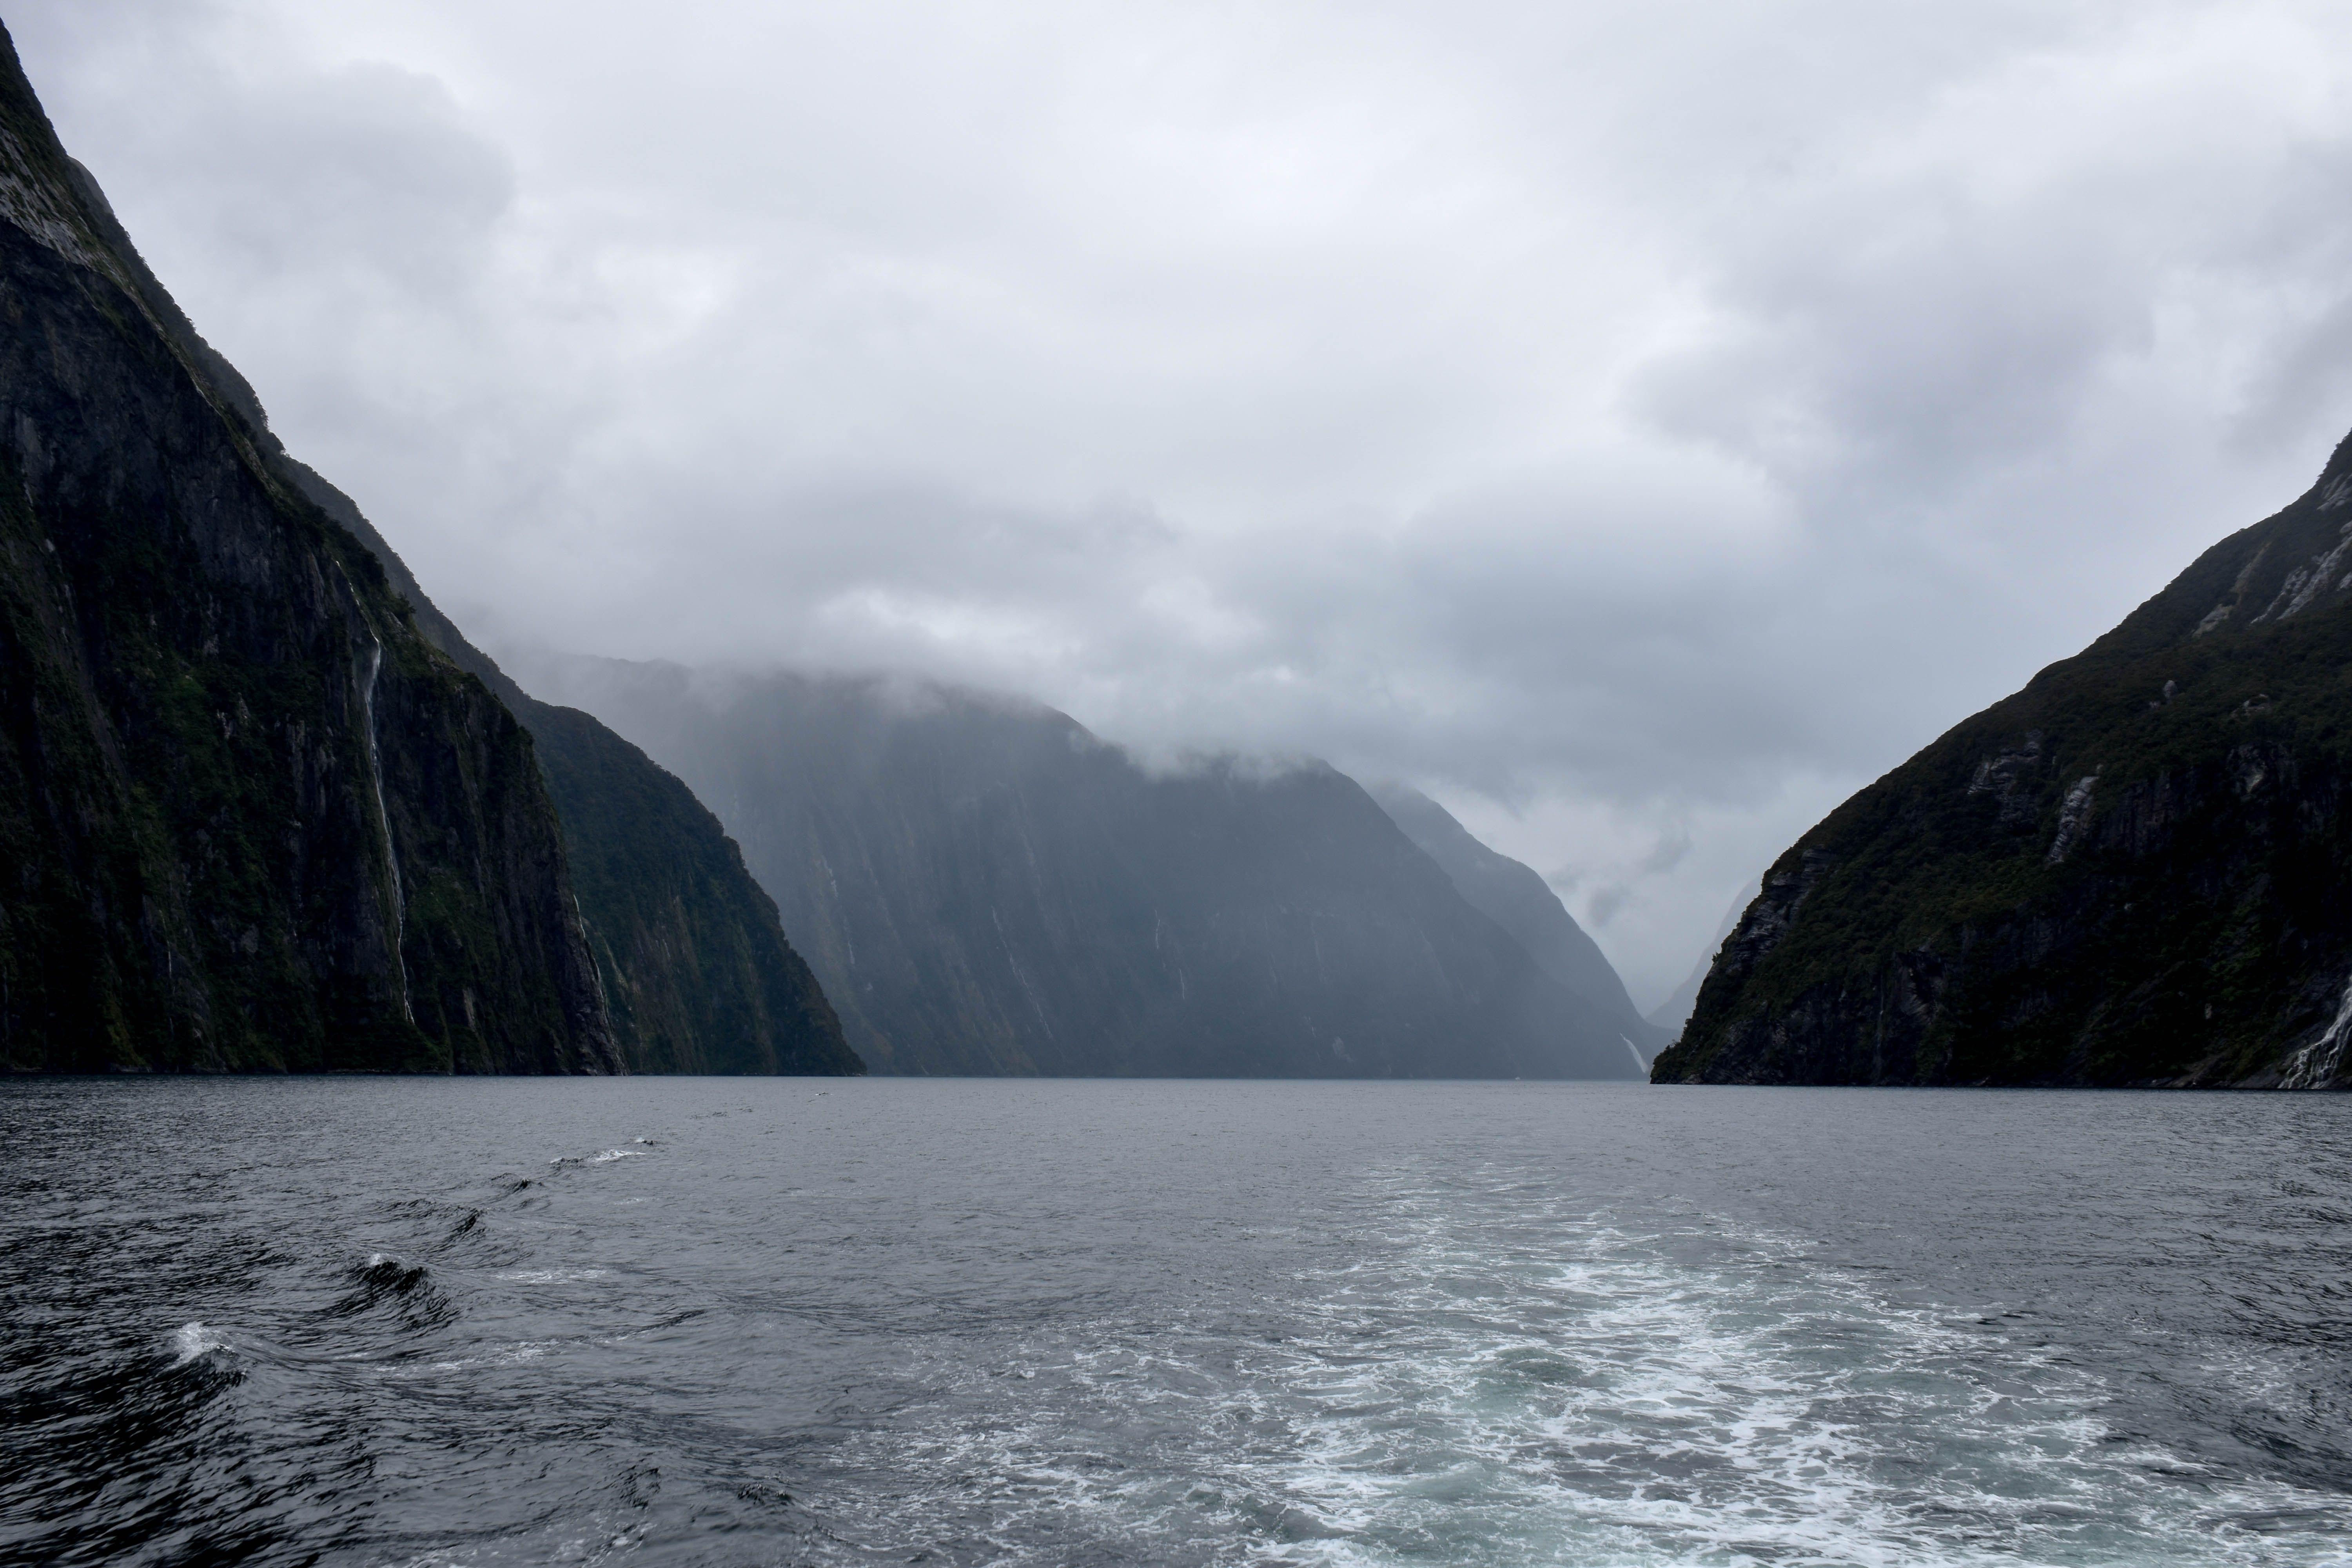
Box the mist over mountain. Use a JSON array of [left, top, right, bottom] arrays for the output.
[[507, 653, 1646, 1080], [1367, 782, 1668, 1060], [0, 24, 852, 1076], [283, 465, 857, 1076], [1643, 882, 1755, 1039], [29, 2, 2352, 1003], [1656, 429, 2352, 1088]]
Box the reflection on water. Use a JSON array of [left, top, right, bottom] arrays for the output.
[[3, 1077, 2350, 1566]]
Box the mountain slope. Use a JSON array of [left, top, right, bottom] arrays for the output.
[[1655, 430, 2352, 1089], [1368, 783, 1668, 1058], [1645, 882, 1755, 1038], [510, 656, 1646, 1080], [0, 24, 612, 1072], [285, 466, 856, 1076]]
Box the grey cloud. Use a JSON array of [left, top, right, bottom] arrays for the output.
[[1637, 830, 1692, 878], [15, 0, 2352, 998]]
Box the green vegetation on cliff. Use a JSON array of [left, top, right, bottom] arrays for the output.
[[0, 22, 612, 1072], [1654, 429, 2352, 1089]]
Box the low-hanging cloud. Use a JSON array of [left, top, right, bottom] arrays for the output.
[[16, 0, 2352, 1002]]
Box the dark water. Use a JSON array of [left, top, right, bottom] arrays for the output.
[[5, 1079, 2351, 1567]]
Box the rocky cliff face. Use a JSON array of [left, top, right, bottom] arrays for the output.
[[284, 465, 857, 1076], [510, 700, 858, 1074], [0, 25, 853, 1076], [0, 24, 613, 1072], [1654, 429, 2352, 1089], [509, 656, 1645, 1080]]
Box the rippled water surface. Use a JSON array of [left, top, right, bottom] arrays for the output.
[[5, 1078, 2352, 1566]]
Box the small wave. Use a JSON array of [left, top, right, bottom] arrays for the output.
[[591, 1149, 645, 1163], [170, 1321, 224, 1364], [345, 1255, 432, 1296], [495, 1269, 610, 1284], [325, 1254, 455, 1330]]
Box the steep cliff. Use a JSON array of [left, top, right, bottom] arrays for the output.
[[285, 465, 856, 1076], [0, 24, 613, 1072], [508, 656, 1645, 1079], [1655, 430, 2352, 1088], [512, 701, 857, 1073], [1645, 883, 1754, 1039], [1369, 782, 1669, 1060]]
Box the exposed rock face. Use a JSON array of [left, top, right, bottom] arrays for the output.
[[0, 25, 612, 1071], [285, 466, 857, 1076], [1654, 428, 2352, 1089], [509, 656, 1646, 1080], [514, 701, 857, 1074], [0, 25, 853, 1076], [1368, 782, 1669, 1063]]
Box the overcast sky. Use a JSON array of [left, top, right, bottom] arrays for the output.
[[17, 1, 2352, 1004]]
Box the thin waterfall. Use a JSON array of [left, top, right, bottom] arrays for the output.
[[359, 639, 413, 1022]]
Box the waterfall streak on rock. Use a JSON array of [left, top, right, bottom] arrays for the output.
[[359, 639, 412, 1021], [2281, 970, 2352, 1089], [2045, 773, 2099, 866]]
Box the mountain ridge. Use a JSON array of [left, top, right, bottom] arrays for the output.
[[507, 653, 1647, 1080], [1655, 428, 2352, 1088], [1367, 782, 1668, 1060]]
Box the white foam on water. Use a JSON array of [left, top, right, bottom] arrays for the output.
[[169, 1321, 223, 1365], [590, 1149, 645, 1163], [494, 1269, 610, 1284], [815, 1176, 2352, 1567], [1257, 1196, 2352, 1567], [409, 1342, 555, 1377]]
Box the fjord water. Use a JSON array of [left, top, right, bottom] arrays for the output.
[[5, 1081, 2349, 1567]]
